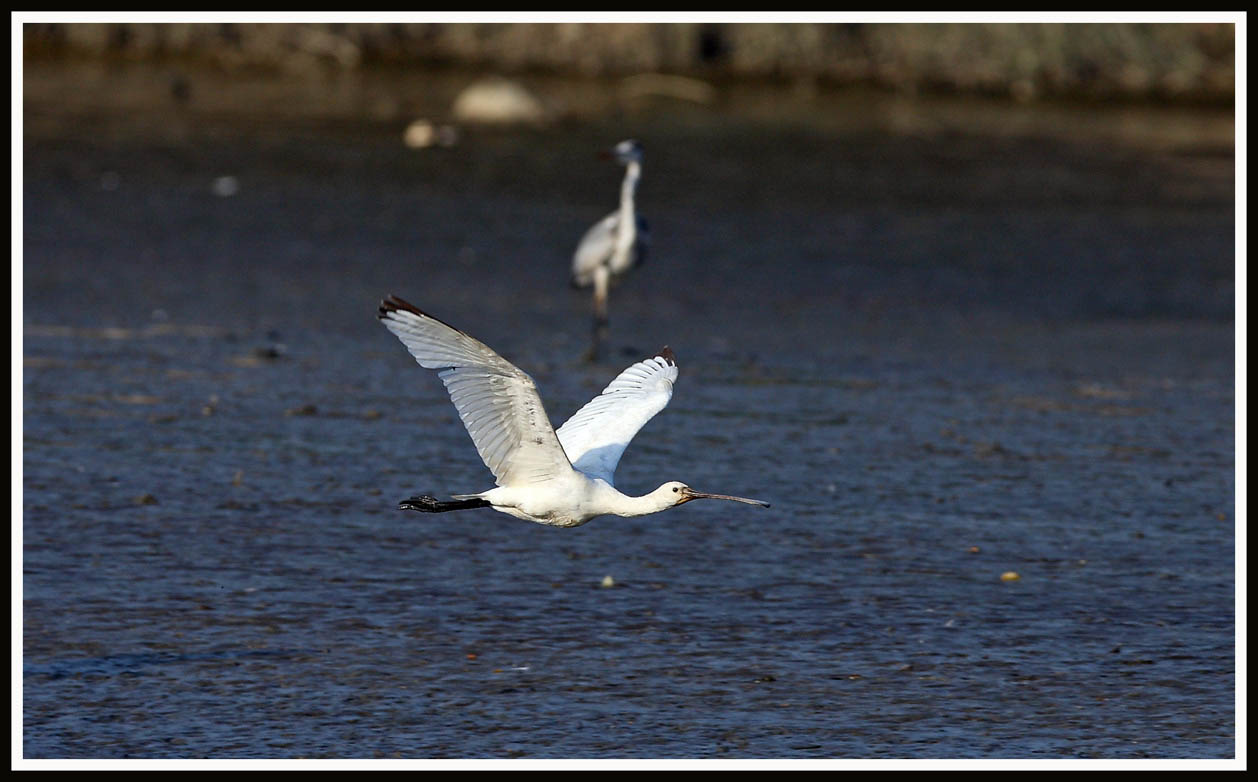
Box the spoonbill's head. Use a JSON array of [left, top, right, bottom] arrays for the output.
[[609, 139, 644, 165], [659, 481, 770, 509]]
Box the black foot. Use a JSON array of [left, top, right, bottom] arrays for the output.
[[398, 495, 490, 513], [399, 495, 441, 512]]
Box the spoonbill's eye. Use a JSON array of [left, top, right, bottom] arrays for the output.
[[672, 487, 679, 493]]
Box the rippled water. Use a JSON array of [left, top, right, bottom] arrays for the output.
[[21, 62, 1236, 760]]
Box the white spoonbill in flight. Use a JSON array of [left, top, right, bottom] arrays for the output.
[[378, 295, 769, 527], [571, 139, 649, 360]]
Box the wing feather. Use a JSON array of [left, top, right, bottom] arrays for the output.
[[378, 295, 574, 487], [555, 348, 678, 485]]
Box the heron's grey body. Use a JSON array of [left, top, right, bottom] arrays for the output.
[[571, 212, 649, 285], [571, 139, 649, 359]]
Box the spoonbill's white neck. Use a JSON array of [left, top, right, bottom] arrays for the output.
[[612, 482, 771, 518]]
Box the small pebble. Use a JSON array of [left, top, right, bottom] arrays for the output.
[[211, 176, 239, 197]]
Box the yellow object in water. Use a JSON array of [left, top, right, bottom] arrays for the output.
[[1001, 571, 1021, 582]]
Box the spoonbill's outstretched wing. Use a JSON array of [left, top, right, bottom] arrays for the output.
[[555, 348, 678, 485], [378, 295, 574, 487]]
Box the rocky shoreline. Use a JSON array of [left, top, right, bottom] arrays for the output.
[[22, 21, 1235, 105]]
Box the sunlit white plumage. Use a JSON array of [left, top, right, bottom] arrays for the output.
[[571, 139, 649, 359], [554, 353, 675, 485], [378, 295, 768, 527]]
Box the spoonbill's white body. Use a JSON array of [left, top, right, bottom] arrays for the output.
[[571, 139, 649, 358], [378, 295, 768, 527]]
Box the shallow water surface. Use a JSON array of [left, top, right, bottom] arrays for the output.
[[21, 63, 1235, 760]]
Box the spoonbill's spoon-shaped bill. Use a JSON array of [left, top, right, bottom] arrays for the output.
[[378, 294, 769, 527]]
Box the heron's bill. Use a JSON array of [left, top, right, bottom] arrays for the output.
[[681, 488, 770, 508]]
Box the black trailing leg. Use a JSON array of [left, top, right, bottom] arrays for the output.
[[399, 495, 492, 513]]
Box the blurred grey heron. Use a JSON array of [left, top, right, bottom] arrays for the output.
[[378, 295, 769, 527], [571, 139, 649, 360]]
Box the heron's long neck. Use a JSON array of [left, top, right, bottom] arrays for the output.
[[618, 162, 641, 222]]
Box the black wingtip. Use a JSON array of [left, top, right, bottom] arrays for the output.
[[378, 295, 483, 342], [657, 346, 676, 365], [378, 294, 421, 320]]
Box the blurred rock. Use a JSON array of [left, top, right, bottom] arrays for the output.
[[451, 77, 548, 124], [403, 118, 459, 148]]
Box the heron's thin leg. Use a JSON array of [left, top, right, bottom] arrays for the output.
[[399, 495, 491, 513], [588, 266, 611, 361], [589, 313, 609, 360]]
